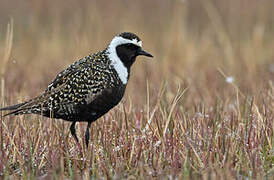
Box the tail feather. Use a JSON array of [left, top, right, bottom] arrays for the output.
[[1, 109, 26, 117], [0, 102, 27, 111], [0, 102, 30, 117], [1, 88, 62, 117]]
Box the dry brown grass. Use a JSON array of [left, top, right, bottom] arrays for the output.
[[0, 0, 273, 179]]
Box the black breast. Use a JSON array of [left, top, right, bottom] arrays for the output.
[[56, 84, 126, 122]]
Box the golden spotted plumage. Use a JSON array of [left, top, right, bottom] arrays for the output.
[[0, 32, 153, 147], [9, 50, 123, 117]]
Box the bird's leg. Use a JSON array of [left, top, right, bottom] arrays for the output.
[[85, 121, 92, 147], [70, 121, 83, 153], [70, 121, 79, 143]]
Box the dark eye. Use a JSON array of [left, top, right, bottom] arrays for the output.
[[125, 43, 139, 50]]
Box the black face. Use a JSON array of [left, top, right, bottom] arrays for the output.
[[116, 43, 153, 69]]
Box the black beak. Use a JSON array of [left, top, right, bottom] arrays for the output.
[[137, 48, 153, 58]]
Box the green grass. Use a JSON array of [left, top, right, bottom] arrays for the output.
[[0, 0, 273, 179]]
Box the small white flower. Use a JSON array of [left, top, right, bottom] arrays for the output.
[[154, 140, 161, 147], [114, 146, 121, 152], [226, 76, 234, 83]]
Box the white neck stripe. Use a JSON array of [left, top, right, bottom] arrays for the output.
[[107, 36, 142, 84]]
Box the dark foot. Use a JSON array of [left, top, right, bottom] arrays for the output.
[[85, 122, 91, 147], [70, 121, 79, 143]]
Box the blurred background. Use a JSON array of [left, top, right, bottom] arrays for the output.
[[0, 0, 273, 106], [0, 1, 273, 178]]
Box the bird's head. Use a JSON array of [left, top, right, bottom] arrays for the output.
[[107, 32, 153, 69]]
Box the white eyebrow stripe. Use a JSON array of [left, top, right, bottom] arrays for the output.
[[109, 36, 142, 48]]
